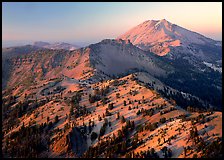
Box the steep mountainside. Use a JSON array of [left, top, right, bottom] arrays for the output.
[[2, 45, 42, 88], [2, 72, 222, 158], [2, 39, 222, 158], [2, 39, 172, 91], [88, 39, 173, 77], [118, 19, 222, 110], [118, 19, 222, 63], [2, 38, 221, 110]]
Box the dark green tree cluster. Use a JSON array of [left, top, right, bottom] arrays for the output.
[[138, 122, 159, 132], [89, 93, 101, 103], [136, 110, 141, 115], [119, 120, 135, 139], [73, 105, 90, 118], [89, 86, 110, 104], [157, 86, 208, 111], [142, 108, 154, 117], [123, 100, 126, 106], [70, 91, 86, 118], [91, 132, 98, 141], [94, 86, 110, 96], [71, 91, 82, 107], [99, 118, 109, 137], [3, 123, 48, 158], [129, 90, 138, 96], [201, 137, 222, 158], [116, 112, 120, 119], [54, 115, 59, 123], [125, 147, 159, 158], [82, 119, 136, 158], [188, 126, 199, 144], [161, 146, 172, 158], [108, 103, 114, 110], [160, 107, 176, 115], [88, 119, 95, 133], [121, 116, 126, 123], [111, 79, 127, 86], [189, 114, 208, 125], [159, 117, 166, 124], [177, 114, 187, 121], [105, 108, 112, 116]]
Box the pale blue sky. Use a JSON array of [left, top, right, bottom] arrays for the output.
[[2, 2, 222, 47]]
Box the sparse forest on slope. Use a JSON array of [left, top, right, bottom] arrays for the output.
[[2, 19, 222, 158]]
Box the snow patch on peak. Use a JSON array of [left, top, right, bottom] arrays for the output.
[[117, 19, 218, 56], [156, 19, 172, 27]]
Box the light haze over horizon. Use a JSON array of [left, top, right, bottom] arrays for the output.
[[2, 2, 222, 47]]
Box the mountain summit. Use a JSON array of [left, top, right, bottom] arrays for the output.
[[117, 19, 218, 56]]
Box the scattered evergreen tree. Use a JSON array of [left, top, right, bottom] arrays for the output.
[[121, 116, 126, 123], [123, 100, 126, 106], [91, 132, 98, 141], [54, 115, 59, 123], [116, 112, 120, 120]]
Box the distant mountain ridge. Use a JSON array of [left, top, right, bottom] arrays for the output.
[[33, 41, 79, 50]]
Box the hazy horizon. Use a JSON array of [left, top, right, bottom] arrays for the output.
[[2, 2, 222, 48], [2, 40, 91, 48]]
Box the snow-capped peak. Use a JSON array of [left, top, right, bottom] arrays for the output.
[[117, 19, 217, 56], [155, 19, 171, 27]]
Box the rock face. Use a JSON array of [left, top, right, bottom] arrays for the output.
[[2, 39, 171, 90], [88, 39, 170, 77]]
